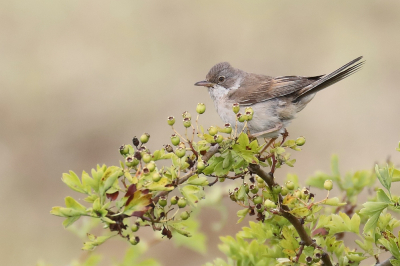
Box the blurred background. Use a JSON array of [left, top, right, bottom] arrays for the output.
[[1, 0, 400, 265]]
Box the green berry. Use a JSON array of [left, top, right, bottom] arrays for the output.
[[295, 136, 306, 146], [170, 196, 179, 205], [129, 236, 140, 245], [219, 177, 225, 182], [182, 111, 191, 119], [232, 103, 240, 114], [142, 153, 152, 163], [250, 184, 259, 194], [256, 175, 264, 183], [285, 180, 295, 190], [147, 162, 156, 172], [301, 188, 310, 199], [272, 185, 282, 194], [281, 186, 289, 196], [256, 203, 264, 213], [245, 111, 253, 121], [196, 103, 206, 114], [119, 145, 130, 155], [180, 211, 190, 220], [131, 223, 140, 232], [245, 107, 254, 115], [183, 117, 191, 128], [197, 160, 206, 171], [257, 182, 265, 188], [237, 113, 245, 123], [223, 123, 232, 134], [324, 180, 333, 191], [175, 147, 186, 158], [178, 197, 187, 208], [253, 196, 263, 205], [125, 155, 139, 167], [152, 171, 161, 182], [294, 190, 301, 198], [171, 134, 180, 146], [208, 126, 218, 136], [167, 116, 175, 126], [140, 133, 150, 144], [158, 196, 167, 207], [214, 134, 223, 143], [264, 199, 276, 208]]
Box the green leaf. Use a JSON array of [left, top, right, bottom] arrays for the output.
[[65, 196, 86, 212], [363, 212, 381, 233], [222, 151, 233, 169], [375, 164, 392, 193], [169, 221, 192, 237], [237, 208, 249, 223], [62, 171, 86, 194], [280, 226, 299, 250], [82, 234, 114, 251], [62, 216, 80, 228], [123, 191, 152, 216], [187, 175, 209, 186], [360, 202, 389, 216], [377, 188, 392, 203], [290, 207, 310, 217], [379, 238, 400, 259], [146, 177, 174, 191], [180, 185, 205, 207], [237, 132, 249, 148]]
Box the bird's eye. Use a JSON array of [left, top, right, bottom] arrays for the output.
[[218, 76, 225, 83]]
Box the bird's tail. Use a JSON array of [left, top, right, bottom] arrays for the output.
[[293, 56, 364, 101]]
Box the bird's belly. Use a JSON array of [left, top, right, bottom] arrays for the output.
[[217, 100, 291, 138]]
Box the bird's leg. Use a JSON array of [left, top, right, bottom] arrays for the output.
[[250, 122, 283, 138], [280, 129, 289, 146], [259, 137, 277, 155]]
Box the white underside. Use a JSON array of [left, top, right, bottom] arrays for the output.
[[208, 85, 315, 138]]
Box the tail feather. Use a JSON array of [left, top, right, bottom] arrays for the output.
[[294, 56, 364, 101]]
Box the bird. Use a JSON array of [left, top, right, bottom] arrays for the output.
[[194, 56, 364, 140]]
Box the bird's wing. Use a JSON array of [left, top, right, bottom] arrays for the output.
[[227, 74, 322, 106]]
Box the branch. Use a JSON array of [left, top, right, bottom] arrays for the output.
[[376, 256, 394, 266], [248, 164, 333, 266], [155, 144, 220, 199]]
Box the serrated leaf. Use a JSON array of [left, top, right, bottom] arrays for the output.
[[280, 226, 299, 250], [375, 164, 392, 193], [237, 132, 249, 147], [169, 222, 192, 237], [237, 208, 249, 223], [187, 175, 209, 186], [62, 216, 80, 228], [377, 188, 392, 203], [123, 190, 152, 216], [146, 177, 174, 191], [222, 151, 233, 169], [82, 234, 114, 251], [65, 196, 86, 212], [350, 213, 361, 234], [102, 169, 121, 193], [290, 207, 310, 217], [363, 212, 381, 233], [180, 185, 204, 206], [62, 171, 86, 194], [322, 197, 346, 206]]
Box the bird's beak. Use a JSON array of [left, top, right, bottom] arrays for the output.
[[194, 80, 215, 87]]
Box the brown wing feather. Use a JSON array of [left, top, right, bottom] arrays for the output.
[[227, 75, 321, 106]]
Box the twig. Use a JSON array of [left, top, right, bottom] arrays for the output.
[[248, 164, 333, 266]]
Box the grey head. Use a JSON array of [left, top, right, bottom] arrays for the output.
[[194, 62, 242, 89]]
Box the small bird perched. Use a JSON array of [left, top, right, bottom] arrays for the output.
[[195, 57, 364, 139]]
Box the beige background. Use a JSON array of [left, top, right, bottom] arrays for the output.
[[1, 1, 400, 265]]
